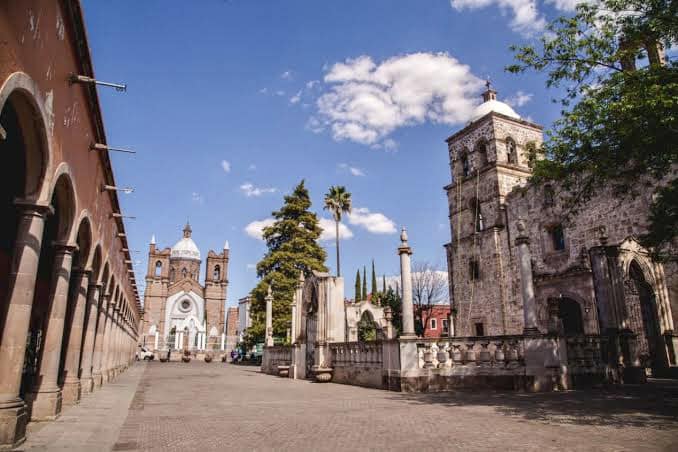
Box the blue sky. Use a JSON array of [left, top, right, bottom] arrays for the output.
[[82, 0, 577, 305]]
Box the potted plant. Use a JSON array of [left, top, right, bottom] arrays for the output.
[[181, 349, 191, 363], [204, 352, 214, 363]]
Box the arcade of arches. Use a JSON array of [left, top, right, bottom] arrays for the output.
[[0, 2, 141, 448]]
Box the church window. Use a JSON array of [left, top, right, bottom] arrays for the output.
[[442, 319, 449, 334], [154, 261, 162, 277], [461, 154, 470, 177], [544, 185, 555, 206], [213, 265, 220, 281], [507, 138, 517, 164], [430, 318, 437, 330], [170, 267, 175, 281], [469, 259, 480, 280], [474, 322, 485, 336], [470, 198, 484, 232], [475, 140, 487, 167], [182, 268, 187, 279], [550, 225, 566, 251]]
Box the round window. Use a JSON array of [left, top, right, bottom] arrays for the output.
[[180, 300, 191, 312]]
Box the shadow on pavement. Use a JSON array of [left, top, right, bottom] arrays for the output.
[[387, 379, 678, 429]]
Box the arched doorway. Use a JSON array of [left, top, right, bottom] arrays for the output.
[[558, 298, 584, 335], [357, 311, 378, 342], [628, 261, 661, 368]]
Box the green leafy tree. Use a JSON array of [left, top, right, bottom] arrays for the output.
[[247, 181, 328, 344], [362, 266, 367, 301], [507, 0, 678, 256], [323, 185, 352, 276], [382, 275, 386, 294], [354, 269, 362, 301], [372, 288, 402, 336]]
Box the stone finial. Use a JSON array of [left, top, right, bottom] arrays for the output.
[[400, 227, 408, 245], [150, 234, 156, 245], [183, 222, 192, 238], [223, 240, 230, 250], [266, 285, 272, 299], [516, 218, 527, 234]]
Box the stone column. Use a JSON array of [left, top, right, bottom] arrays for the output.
[[80, 283, 101, 394], [0, 202, 49, 449], [28, 243, 76, 421], [104, 306, 117, 382], [94, 297, 110, 386], [515, 220, 539, 335], [154, 332, 159, 350], [290, 302, 297, 345], [265, 287, 274, 347], [61, 269, 91, 405], [398, 228, 416, 338], [112, 308, 121, 376]]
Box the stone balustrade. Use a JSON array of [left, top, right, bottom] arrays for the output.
[[415, 336, 526, 369], [330, 342, 383, 367], [565, 335, 608, 371]]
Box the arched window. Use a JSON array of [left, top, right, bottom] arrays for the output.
[[213, 265, 221, 281], [470, 198, 484, 232], [170, 267, 176, 281], [469, 259, 480, 280], [506, 138, 517, 164], [475, 140, 487, 167], [182, 268, 187, 279], [550, 225, 566, 251], [461, 154, 470, 177], [154, 261, 162, 277]]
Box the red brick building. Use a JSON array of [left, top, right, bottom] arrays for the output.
[[418, 305, 451, 338]]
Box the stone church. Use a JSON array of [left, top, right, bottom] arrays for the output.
[[141, 223, 230, 351], [444, 84, 677, 373]]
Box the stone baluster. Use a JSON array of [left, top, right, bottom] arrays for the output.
[[451, 343, 462, 364], [494, 340, 505, 364], [465, 342, 476, 365], [479, 341, 491, 365]]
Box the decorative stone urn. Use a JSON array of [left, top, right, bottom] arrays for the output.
[[312, 367, 333, 383], [182, 349, 191, 363]]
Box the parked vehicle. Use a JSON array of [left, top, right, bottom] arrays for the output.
[[136, 346, 155, 361]]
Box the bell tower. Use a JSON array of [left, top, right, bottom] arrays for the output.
[[444, 83, 543, 336]]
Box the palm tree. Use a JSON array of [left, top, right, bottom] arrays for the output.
[[323, 185, 352, 277]]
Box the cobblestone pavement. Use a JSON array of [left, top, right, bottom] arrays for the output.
[[17, 362, 678, 451]]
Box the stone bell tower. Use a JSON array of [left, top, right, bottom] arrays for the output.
[[444, 82, 543, 337], [205, 242, 229, 348]]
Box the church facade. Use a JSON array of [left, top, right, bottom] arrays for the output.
[[445, 85, 678, 374], [141, 224, 230, 351]]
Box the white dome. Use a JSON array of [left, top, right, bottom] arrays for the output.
[[170, 237, 201, 261], [470, 99, 521, 123]]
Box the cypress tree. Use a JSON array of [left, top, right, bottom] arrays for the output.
[[371, 259, 377, 296], [246, 180, 328, 344], [354, 269, 361, 301], [382, 275, 386, 293], [362, 266, 367, 301]]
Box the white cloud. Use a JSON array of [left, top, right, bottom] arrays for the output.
[[316, 53, 483, 147], [221, 160, 231, 173], [338, 163, 365, 177], [259, 87, 268, 94], [240, 183, 278, 197], [306, 80, 320, 89], [546, 0, 585, 11], [248, 164, 257, 171], [319, 217, 354, 241], [505, 90, 533, 107], [290, 90, 302, 104], [281, 70, 293, 80], [306, 116, 325, 134], [450, 0, 547, 36], [191, 192, 204, 204], [275, 90, 286, 96], [246, 263, 257, 270], [347, 207, 397, 234], [244, 218, 275, 240]]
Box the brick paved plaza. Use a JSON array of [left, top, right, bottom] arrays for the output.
[[16, 362, 678, 451]]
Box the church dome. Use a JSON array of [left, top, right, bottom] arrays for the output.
[[468, 82, 521, 123], [170, 223, 201, 261], [469, 99, 521, 123]]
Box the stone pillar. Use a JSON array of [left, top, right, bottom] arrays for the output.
[[398, 228, 416, 338], [220, 333, 225, 351], [0, 202, 49, 449], [61, 269, 91, 405], [104, 307, 117, 381], [28, 243, 76, 421], [80, 283, 102, 394], [154, 332, 159, 350], [265, 286, 274, 347], [290, 302, 297, 345], [174, 331, 180, 350], [95, 298, 111, 385], [515, 220, 539, 335]]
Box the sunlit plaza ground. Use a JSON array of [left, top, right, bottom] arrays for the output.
[[16, 362, 678, 452]]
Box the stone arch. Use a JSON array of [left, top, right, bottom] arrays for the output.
[[48, 168, 77, 244], [474, 138, 488, 167], [0, 72, 53, 203], [505, 136, 518, 164]]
